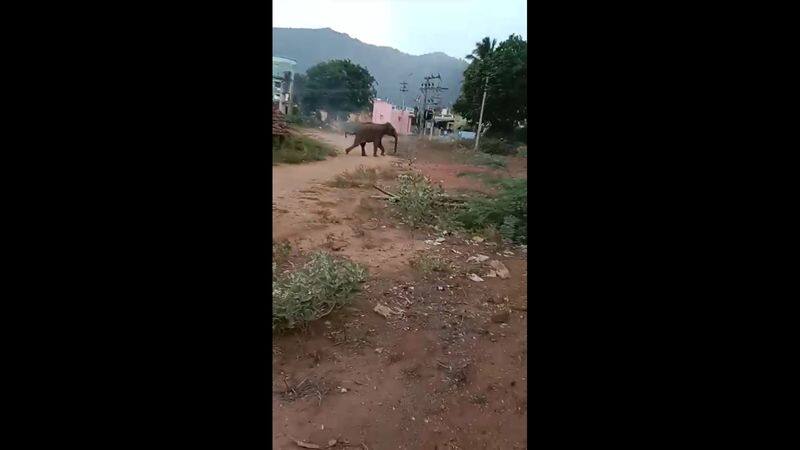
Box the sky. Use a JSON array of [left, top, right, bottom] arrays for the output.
[[273, 0, 527, 61]]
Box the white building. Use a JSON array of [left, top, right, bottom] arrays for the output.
[[272, 56, 297, 114]]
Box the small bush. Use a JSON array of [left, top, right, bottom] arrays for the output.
[[410, 254, 452, 273], [391, 172, 445, 228], [272, 251, 368, 332], [273, 134, 338, 164], [456, 178, 527, 244], [479, 138, 517, 156]]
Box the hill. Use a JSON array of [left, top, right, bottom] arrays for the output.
[[273, 27, 468, 108]]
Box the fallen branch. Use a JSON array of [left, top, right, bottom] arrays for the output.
[[291, 438, 321, 449], [372, 185, 396, 197]]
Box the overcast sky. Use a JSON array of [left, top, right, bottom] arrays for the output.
[[273, 0, 527, 61]]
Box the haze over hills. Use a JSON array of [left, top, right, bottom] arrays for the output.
[[273, 27, 469, 108]]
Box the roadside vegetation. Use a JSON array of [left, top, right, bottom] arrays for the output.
[[390, 172, 446, 228], [272, 251, 367, 332], [386, 168, 527, 244], [272, 134, 338, 165], [456, 177, 527, 244]]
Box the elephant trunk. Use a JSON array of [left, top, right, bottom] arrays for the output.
[[391, 131, 398, 153]]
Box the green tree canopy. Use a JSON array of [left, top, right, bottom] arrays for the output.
[[300, 59, 377, 121], [453, 34, 527, 134], [465, 37, 497, 62]]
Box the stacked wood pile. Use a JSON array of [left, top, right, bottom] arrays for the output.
[[272, 106, 291, 137]]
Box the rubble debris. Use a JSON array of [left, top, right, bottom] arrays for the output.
[[488, 260, 510, 279], [272, 106, 292, 137], [466, 254, 490, 263], [292, 439, 321, 449], [373, 303, 403, 318]]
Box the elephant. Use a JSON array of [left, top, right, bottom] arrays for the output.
[[344, 122, 398, 157]]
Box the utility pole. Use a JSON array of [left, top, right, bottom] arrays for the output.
[[419, 73, 447, 137], [474, 76, 490, 150], [400, 81, 408, 109]]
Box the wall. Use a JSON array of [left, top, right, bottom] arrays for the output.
[[372, 100, 413, 135], [348, 112, 372, 122]]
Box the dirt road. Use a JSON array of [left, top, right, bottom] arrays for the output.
[[273, 129, 420, 276], [273, 130, 397, 198], [272, 130, 528, 449]]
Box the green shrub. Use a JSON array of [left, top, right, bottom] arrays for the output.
[[272, 251, 367, 332], [456, 178, 527, 244], [479, 138, 517, 156], [391, 172, 445, 228], [273, 134, 338, 164]]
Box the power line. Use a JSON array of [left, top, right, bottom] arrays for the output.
[[418, 73, 448, 137]]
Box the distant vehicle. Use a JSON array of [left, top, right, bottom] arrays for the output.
[[458, 131, 476, 140]]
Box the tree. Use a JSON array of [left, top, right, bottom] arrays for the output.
[[464, 37, 497, 62], [453, 34, 526, 135], [300, 59, 377, 122]]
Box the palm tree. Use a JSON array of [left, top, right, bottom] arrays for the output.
[[465, 37, 497, 62]]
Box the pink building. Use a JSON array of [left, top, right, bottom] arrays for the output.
[[372, 99, 413, 135]]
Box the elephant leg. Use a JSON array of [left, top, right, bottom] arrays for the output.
[[360, 142, 366, 156], [344, 136, 360, 154], [373, 142, 379, 157], [377, 141, 386, 156]]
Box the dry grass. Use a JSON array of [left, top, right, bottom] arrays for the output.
[[327, 165, 397, 188], [409, 253, 452, 274]]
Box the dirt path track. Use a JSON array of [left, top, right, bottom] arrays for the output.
[[273, 129, 398, 198]]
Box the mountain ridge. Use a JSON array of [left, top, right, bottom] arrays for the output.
[[273, 27, 469, 108]]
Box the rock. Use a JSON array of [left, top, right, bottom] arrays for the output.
[[374, 303, 402, 318], [466, 254, 490, 263], [329, 240, 348, 251], [491, 310, 510, 323], [328, 439, 337, 447], [437, 286, 445, 291], [488, 260, 510, 279], [472, 236, 485, 243], [435, 237, 446, 243], [468, 273, 484, 282]]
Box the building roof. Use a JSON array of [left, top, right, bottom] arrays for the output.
[[272, 56, 297, 79]]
